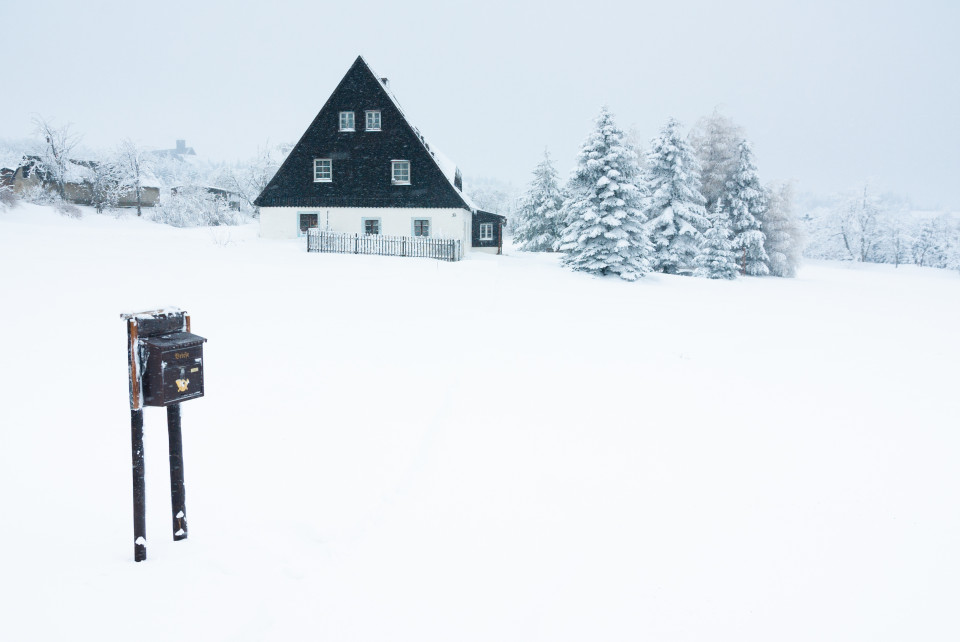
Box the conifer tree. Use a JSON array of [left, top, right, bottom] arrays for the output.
[[763, 182, 803, 277], [689, 111, 744, 216], [694, 199, 739, 279], [724, 141, 769, 275], [644, 118, 709, 274], [513, 149, 564, 252], [557, 107, 652, 281]]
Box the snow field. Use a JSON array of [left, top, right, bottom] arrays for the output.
[[1, 203, 958, 640]]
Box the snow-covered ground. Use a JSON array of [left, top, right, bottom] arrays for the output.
[[1, 203, 958, 641]]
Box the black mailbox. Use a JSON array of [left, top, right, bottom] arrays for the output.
[[141, 332, 207, 406]]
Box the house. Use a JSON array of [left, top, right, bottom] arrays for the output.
[[171, 185, 242, 210], [151, 140, 197, 158], [9, 156, 160, 208], [255, 55, 505, 254], [0, 167, 14, 189]]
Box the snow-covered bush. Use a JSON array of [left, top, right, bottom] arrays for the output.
[[53, 199, 82, 218], [0, 185, 16, 210], [151, 187, 248, 227], [557, 107, 652, 280], [20, 183, 57, 205]]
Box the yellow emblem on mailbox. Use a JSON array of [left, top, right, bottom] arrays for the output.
[[175, 379, 190, 393]]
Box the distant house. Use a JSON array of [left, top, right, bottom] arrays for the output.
[[171, 185, 242, 210], [0, 167, 14, 189], [151, 139, 197, 158], [255, 55, 505, 254], [9, 156, 160, 208]]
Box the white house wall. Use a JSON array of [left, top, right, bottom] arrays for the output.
[[260, 206, 472, 247]]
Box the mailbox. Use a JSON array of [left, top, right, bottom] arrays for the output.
[[141, 332, 207, 406]]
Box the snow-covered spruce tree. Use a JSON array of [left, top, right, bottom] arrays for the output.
[[762, 182, 803, 277], [557, 107, 652, 280], [513, 149, 564, 252], [694, 199, 739, 279], [644, 118, 709, 274], [724, 140, 769, 275], [689, 110, 744, 216]]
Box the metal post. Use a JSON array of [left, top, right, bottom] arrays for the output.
[[131, 408, 146, 561], [167, 403, 188, 541]]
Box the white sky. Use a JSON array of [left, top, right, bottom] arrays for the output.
[[3, 0, 958, 208]]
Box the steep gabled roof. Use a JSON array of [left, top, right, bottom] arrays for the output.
[[255, 56, 476, 210]]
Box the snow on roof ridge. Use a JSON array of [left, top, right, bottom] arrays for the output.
[[359, 56, 479, 212]]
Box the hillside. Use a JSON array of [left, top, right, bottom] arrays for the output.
[[1, 203, 958, 641]]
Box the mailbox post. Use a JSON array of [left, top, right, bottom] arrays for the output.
[[121, 308, 207, 562]]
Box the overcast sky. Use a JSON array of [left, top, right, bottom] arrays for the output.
[[3, 0, 958, 208]]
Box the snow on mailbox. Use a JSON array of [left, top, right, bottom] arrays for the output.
[[141, 332, 207, 406]]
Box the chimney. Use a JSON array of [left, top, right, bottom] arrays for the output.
[[176, 140, 186, 153], [380, 77, 389, 87]]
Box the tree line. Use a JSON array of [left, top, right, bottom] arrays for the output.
[[512, 108, 960, 278], [801, 186, 960, 270], [0, 117, 283, 227], [511, 109, 802, 280]]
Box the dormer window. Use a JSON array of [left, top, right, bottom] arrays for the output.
[[313, 158, 332, 182], [365, 110, 381, 131], [339, 111, 355, 131], [391, 160, 410, 185]]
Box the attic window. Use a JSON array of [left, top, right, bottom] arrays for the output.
[[339, 111, 355, 131], [313, 158, 332, 182], [391, 160, 410, 185], [365, 110, 381, 131]]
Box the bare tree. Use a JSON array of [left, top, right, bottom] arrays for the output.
[[32, 117, 80, 199], [217, 143, 281, 215], [912, 219, 946, 267], [115, 139, 150, 216], [836, 184, 882, 262], [87, 153, 126, 213], [880, 215, 911, 268]]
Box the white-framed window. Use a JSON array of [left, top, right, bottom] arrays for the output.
[[363, 218, 381, 235], [412, 218, 430, 237], [339, 111, 355, 131], [392, 160, 410, 185], [365, 110, 381, 131], [299, 212, 318, 235], [479, 222, 494, 241], [313, 158, 332, 182]]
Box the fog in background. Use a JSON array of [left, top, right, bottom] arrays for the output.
[[3, 0, 957, 208]]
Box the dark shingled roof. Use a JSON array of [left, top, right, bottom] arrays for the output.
[[255, 56, 474, 210]]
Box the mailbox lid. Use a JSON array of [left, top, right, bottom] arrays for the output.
[[141, 332, 207, 350]]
